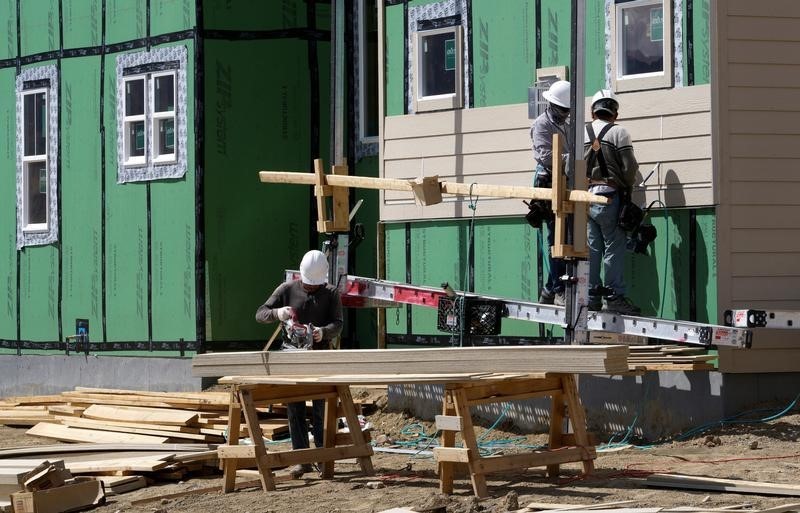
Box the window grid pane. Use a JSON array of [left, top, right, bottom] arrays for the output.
[[621, 2, 664, 76], [127, 121, 145, 158], [156, 117, 176, 156], [23, 92, 47, 157], [125, 79, 145, 116], [154, 74, 175, 113], [26, 161, 47, 225], [420, 31, 457, 98]]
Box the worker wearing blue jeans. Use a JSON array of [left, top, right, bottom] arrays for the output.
[[530, 80, 571, 306], [588, 191, 627, 306]]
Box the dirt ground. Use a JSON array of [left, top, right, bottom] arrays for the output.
[[2, 389, 800, 513]]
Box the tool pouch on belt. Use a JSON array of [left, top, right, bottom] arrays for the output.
[[524, 173, 555, 227], [617, 190, 644, 232]]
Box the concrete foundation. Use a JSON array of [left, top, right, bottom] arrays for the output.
[[0, 355, 202, 397], [388, 371, 800, 440]]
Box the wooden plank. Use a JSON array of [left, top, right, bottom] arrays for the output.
[[81, 404, 198, 426], [0, 417, 56, 426], [193, 346, 631, 378], [434, 415, 462, 432], [57, 418, 218, 442], [647, 473, 800, 496], [98, 475, 147, 495], [474, 446, 596, 475], [61, 393, 226, 410], [65, 455, 174, 474], [71, 387, 229, 403], [26, 423, 170, 444], [432, 447, 470, 463], [46, 405, 85, 416], [54, 416, 201, 434], [526, 501, 637, 511]]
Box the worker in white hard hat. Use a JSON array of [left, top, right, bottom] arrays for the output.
[[255, 249, 343, 478], [529, 79, 572, 306], [583, 89, 641, 315]]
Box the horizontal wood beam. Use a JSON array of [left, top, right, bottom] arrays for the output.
[[258, 171, 608, 204]]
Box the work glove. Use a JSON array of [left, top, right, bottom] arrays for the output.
[[312, 327, 323, 342], [277, 306, 293, 321]]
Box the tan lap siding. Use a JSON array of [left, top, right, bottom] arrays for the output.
[[713, 0, 800, 367], [380, 86, 713, 222]]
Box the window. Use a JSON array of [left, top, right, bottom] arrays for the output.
[[356, 0, 379, 158], [412, 25, 464, 113], [122, 71, 177, 167], [16, 65, 59, 249], [116, 46, 187, 183], [612, 0, 672, 92]]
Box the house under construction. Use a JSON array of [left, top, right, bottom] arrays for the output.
[[0, 1, 798, 434]]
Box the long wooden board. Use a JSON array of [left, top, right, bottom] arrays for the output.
[[57, 418, 220, 442], [81, 404, 198, 426], [26, 423, 170, 444], [647, 473, 800, 496], [192, 346, 630, 378]]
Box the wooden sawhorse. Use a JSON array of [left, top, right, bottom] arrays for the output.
[[434, 373, 595, 498], [216, 378, 374, 492]]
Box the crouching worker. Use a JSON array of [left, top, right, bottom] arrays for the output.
[[255, 249, 343, 478]]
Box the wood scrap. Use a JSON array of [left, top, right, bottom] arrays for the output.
[[527, 501, 638, 511], [96, 475, 147, 495], [647, 473, 800, 496]]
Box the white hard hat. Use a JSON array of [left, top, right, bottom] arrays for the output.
[[299, 250, 329, 285], [542, 80, 571, 109], [591, 89, 619, 115]]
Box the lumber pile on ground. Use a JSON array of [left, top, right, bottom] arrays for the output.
[[628, 346, 716, 371], [0, 387, 270, 444], [191, 345, 631, 378]]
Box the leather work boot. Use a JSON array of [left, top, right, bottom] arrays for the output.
[[539, 288, 555, 304], [288, 463, 314, 479], [587, 298, 602, 311], [603, 295, 641, 316]]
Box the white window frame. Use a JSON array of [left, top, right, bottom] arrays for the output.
[[116, 46, 187, 183], [412, 25, 464, 113], [16, 64, 59, 249], [151, 71, 177, 165], [357, 0, 379, 146], [122, 75, 147, 167], [611, 0, 673, 92], [21, 88, 49, 233]]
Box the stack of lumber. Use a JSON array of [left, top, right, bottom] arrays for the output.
[[0, 444, 221, 503], [191, 345, 632, 378], [0, 387, 291, 444], [627, 346, 716, 371]]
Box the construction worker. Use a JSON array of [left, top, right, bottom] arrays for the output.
[[584, 90, 641, 315], [530, 80, 571, 305], [255, 249, 343, 478]]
